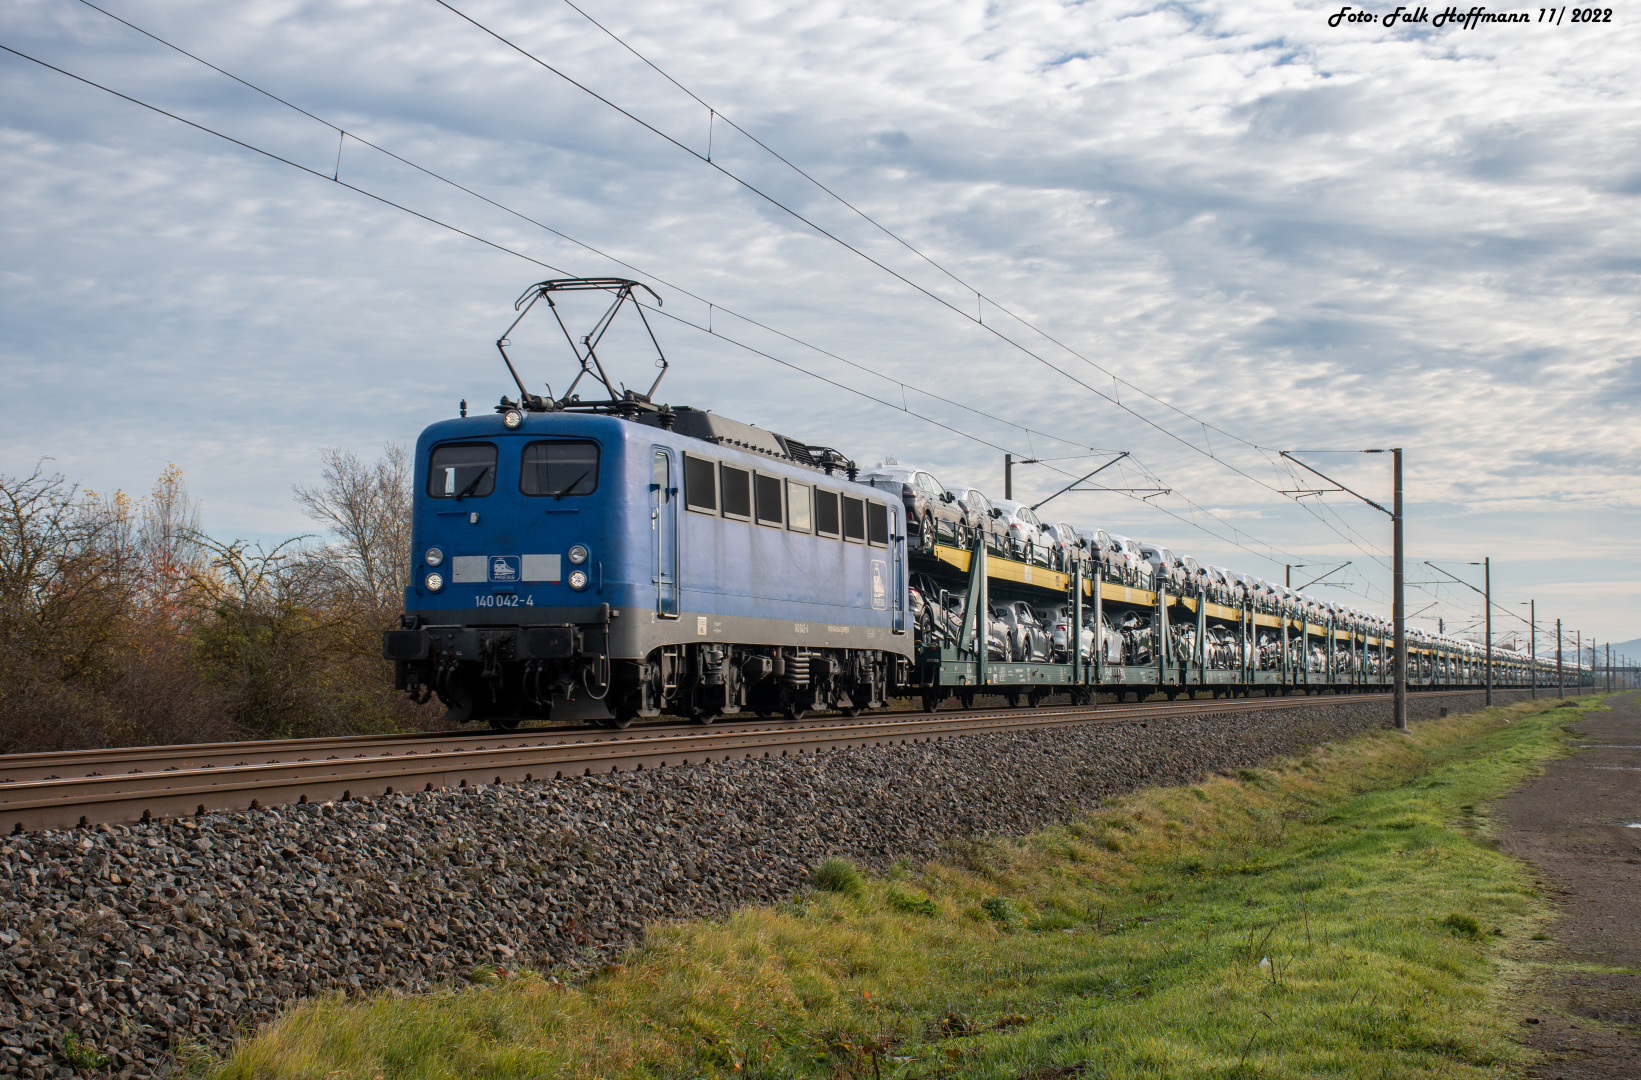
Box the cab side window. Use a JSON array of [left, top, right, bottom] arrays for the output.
[[428, 443, 497, 499]]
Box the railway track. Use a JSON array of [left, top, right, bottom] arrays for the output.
[[0, 689, 1494, 833]]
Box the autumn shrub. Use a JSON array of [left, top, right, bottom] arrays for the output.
[[0, 452, 441, 752]]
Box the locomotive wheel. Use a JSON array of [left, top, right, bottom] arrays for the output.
[[783, 704, 807, 721], [604, 709, 636, 730], [487, 711, 522, 732], [841, 705, 864, 718], [691, 709, 716, 725]]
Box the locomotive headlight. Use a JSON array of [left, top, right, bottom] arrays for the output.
[[503, 409, 524, 429], [425, 571, 445, 593], [567, 544, 589, 565], [424, 546, 444, 567], [567, 569, 589, 591]]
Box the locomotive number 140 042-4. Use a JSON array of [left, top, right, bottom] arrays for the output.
[[476, 594, 534, 608]]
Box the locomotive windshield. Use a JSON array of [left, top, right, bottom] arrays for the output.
[[520, 440, 600, 497], [428, 443, 497, 499]]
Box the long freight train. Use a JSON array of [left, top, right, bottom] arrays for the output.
[[383, 279, 1559, 729]]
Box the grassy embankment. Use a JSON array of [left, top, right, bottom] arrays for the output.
[[209, 695, 1598, 1079]]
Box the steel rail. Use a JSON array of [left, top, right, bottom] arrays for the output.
[[0, 694, 1350, 782], [0, 689, 1467, 782], [0, 690, 1492, 833]]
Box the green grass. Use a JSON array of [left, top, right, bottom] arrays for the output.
[[209, 695, 1603, 1080], [810, 856, 866, 897]]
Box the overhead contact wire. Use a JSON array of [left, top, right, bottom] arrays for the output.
[[5, 30, 1373, 592], [429, 0, 1302, 502], [69, 0, 1353, 563], [554, 0, 1263, 456], [68, 0, 1411, 583], [66, 0, 1116, 463]]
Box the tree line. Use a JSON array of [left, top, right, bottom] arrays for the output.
[[0, 448, 441, 754]]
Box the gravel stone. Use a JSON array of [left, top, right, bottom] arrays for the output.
[[0, 690, 1524, 1076]]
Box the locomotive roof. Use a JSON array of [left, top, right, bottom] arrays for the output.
[[635, 405, 853, 476], [420, 404, 871, 486]]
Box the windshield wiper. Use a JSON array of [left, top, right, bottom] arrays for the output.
[[552, 471, 591, 500], [454, 470, 489, 501]]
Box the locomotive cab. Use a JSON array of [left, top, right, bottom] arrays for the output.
[[384, 410, 624, 726]]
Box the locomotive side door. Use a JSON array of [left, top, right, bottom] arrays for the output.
[[651, 449, 679, 617], [891, 506, 906, 634]]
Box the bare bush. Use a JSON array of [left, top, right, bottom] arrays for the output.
[[293, 444, 411, 613], [0, 450, 439, 754]]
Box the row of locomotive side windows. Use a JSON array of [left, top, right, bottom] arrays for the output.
[[682, 454, 890, 547]]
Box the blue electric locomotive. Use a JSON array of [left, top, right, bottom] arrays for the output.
[[383, 279, 912, 729]]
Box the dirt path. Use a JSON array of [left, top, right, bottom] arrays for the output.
[[1494, 692, 1641, 1078]]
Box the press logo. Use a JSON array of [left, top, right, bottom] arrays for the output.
[[489, 556, 520, 582]]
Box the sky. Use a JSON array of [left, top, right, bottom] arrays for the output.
[[2, 0, 1638, 653]]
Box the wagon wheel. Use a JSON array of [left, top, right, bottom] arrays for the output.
[[922, 692, 940, 713], [959, 690, 975, 709]]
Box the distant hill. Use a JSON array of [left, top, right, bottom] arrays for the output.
[[1600, 638, 1641, 664]]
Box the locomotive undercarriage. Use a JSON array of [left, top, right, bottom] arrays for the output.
[[393, 632, 892, 731], [607, 644, 890, 727]]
